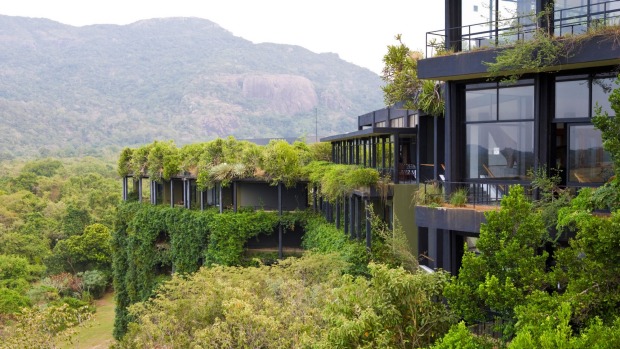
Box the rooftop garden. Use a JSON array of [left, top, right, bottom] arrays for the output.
[[117, 137, 380, 201]]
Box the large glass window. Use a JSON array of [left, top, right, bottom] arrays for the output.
[[569, 125, 613, 183], [466, 122, 535, 179], [465, 82, 535, 180], [555, 74, 616, 184], [555, 75, 617, 119]]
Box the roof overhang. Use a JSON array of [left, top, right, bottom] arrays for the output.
[[321, 127, 417, 143], [418, 33, 620, 81]]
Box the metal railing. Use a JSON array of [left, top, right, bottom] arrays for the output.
[[417, 180, 535, 208], [426, 1, 620, 57]]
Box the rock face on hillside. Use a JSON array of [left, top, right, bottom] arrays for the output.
[[0, 15, 384, 157], [240, 74, 318, 114]]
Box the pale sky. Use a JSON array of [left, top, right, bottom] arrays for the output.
[[0, 0, 445, 74]]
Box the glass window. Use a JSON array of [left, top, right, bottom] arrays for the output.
[[499, 85, 534, 120], [592, 77, 616, 116], [555, 80, 589, 119], [569, 125, 613, 183], [408, 114, 419, 128], [390, 117, 404, 128], [466, 89, 497, 121], [466, 122, 534, 179]]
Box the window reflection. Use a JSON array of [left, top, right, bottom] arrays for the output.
[[569, 125, 613, 183], [466, 122, 534, 179], [592, 77, 616, 116], [555, 80, 589, 119], [466, 89, 497, 121], [498, 85, 534, 120]]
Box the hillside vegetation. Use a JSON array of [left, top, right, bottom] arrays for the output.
[[0, 15, 384, 157]]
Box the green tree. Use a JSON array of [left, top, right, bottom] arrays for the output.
[[21, 159, 64, 177], [61, 204, 91, 237], [0, 254, 44, 282], [49, 223, 111, 273], [444, 186, 551, 333], [382, 35, 444, 116], [0, 287, 31, 315]]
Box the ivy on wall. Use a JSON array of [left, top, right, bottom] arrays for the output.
[[112, 202, 308, 339]]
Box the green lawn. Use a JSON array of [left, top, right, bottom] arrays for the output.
[[62, 292, 116, 349]]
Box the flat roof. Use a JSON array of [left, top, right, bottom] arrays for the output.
[[320, 126, 417, 142]]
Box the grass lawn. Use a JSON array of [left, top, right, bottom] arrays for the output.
[[61, 292, 116, 349]]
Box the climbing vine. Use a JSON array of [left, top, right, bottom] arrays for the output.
[[112, 202, 308, 338]]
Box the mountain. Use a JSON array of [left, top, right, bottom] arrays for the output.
[[0, 15, 385, 158]]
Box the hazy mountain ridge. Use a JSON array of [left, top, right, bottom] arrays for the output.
[[0, 15, 384, 157]]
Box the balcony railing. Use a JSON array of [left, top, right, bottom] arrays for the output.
[[417, 180, 534, 208], [426, 0, 620, 57]]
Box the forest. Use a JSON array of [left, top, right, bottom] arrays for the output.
[[1, 107, 618, 347], [0, 156, 120, 347], [1, 33, 620, 349]]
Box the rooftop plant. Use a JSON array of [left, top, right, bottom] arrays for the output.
[[118, 138, 380, 195], [485, 5, 620, 83], [382, 34, 445, 116]]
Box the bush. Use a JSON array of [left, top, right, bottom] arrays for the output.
[[429, 321, 495, 349], [41, 273, 82, 298], [27, 285, 60, 306], [302, 215, 369, 276], [0, 287, 31, 315], [78, 270, 109, 299]]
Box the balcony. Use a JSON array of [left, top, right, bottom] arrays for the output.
[[419, 1, 620, 80], [426, 1, 620, 58]]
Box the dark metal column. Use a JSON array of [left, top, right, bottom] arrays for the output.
[[365, 198, 371, 251], [393, 135, 400, 184], [363, 138, 367, 167], [382, 137, 386, 172], [122, 177, 128, 201], [170, 180, 174, 207], [336, 199, 341, 230], [218, 183, 223, 214], [278, 182, 283, 259], [445, 82, 462, 185], [344, 196, 349, 236], [371, 137, 377, 168], [137, 178, 142, 203], [183, 179, 189, 209], [354, 196, 360, 240], [349, 195, 355, 239], [232, 182, 237, 213], [313, 186, 318, 212], [445, 0, 462, 52]]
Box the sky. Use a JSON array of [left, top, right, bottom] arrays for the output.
[[0, 0, 444, 74]]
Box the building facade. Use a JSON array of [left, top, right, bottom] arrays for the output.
[[416, 0, 619, 272]]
